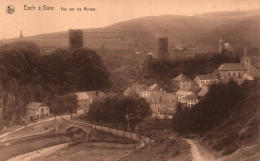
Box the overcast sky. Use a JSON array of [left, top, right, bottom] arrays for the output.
[[0, 0, 260, 39]]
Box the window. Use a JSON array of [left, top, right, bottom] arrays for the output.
[[239, 73, 241, 78], [41, 108, 44, 113], [183, 84, 185, 88], [233, 73, 236, 77], [228, 73, 230, 76]]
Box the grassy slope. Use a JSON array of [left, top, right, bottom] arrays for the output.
[[120, 138, 192, 161], [199, 80, 260, 160]]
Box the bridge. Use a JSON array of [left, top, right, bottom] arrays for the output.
[[56, 119, 139, 140]]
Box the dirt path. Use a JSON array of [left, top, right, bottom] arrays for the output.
[[184, 139, 204, 161], [184, 139, 217, 161]]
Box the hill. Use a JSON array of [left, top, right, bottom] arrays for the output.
[[3, 9, 260, 55], [172, 79, 260, 160]]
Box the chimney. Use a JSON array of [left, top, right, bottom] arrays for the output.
[[69, 29, 83, 49], [158, 37, 169, 59]]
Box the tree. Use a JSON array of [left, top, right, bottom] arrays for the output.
[[172, 80, 244, 134], [50, 93, 77, 118], [87, 94, 152, 131]]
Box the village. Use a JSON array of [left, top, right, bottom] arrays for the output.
[[22, 30, 259, 123]]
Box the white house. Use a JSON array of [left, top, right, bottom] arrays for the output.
[[185, 94, 199, 107], [194, 74, 219, 88], [75, 92, 90, 113], [26, 102, 49, 121]]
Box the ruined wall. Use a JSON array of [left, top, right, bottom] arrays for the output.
[[158, 37, 169, 60], [69, 29, 83, 49]]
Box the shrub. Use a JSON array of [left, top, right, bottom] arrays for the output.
[[222, 144, 238, 156]]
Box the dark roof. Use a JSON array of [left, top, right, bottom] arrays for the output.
[[197, 88, 208, 97], [87, 91, 106, 99], [176, 90, 194, 96], [148, 93, 177, 102], [185, 94, 198, 100], [218, 63, 246, 71], [173, 74, 190, 81], [189, 86, 201, 94], [196, 74, 218, 80], [26, 102, 45, 110]]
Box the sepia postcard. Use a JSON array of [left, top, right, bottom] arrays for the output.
[[0, 0, 259, 161]]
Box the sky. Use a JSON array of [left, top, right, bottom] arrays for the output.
[[0, 0, 260, 39]]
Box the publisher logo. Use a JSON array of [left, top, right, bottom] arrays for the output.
[[6, 5, 15, 14]]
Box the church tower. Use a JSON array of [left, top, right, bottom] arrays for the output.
[[241, 46, 251, 70], [20, 30, 23, 38], [219, 38, 224, 54]]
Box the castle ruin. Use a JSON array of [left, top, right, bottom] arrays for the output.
[[69, 29, 83, 49], [158, 37, 170, 60]]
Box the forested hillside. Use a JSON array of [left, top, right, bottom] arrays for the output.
[[0, 41, 111, 127], [172, 79, 260, 158]]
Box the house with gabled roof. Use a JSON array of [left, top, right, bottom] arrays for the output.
[[124, 83, 164, 98], [26, 102, 49, 121], [176, 90, 199, 107], [123, 83, 150, 98], [75, 92, 90, 113], [147, 93, 177, 115], [75, 91, 106, 113], [194, 74, 219, 87], [172, 74, 199, 92], [149, 84, 163, 94], [185, 94, 199, 107], [86, 91, 106, 104]]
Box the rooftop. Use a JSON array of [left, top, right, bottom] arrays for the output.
[[26, 102, 45, 110], [196, 74, 219, 80], [218, 63, 246, 71], [185, 94, 198, 100], [76, 92, 90, 100], [176, 90, 194, 96], [87, 91, 106, 98], [197, 88, 209, 97], [173, 74, 190, 81], [149, 84, 162, 91]]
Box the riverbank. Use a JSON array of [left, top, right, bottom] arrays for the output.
[[0, 131, 71, 161], [32, 141, 136, 161]]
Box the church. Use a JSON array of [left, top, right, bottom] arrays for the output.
[[217, 47, 258, 82]]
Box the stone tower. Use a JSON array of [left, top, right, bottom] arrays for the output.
[[241, 46, 251, 70], [158, 37, 169, 60], [219, 38, 224, 54], [69, 29, 83, 49], [20, 30, 23, 38]]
